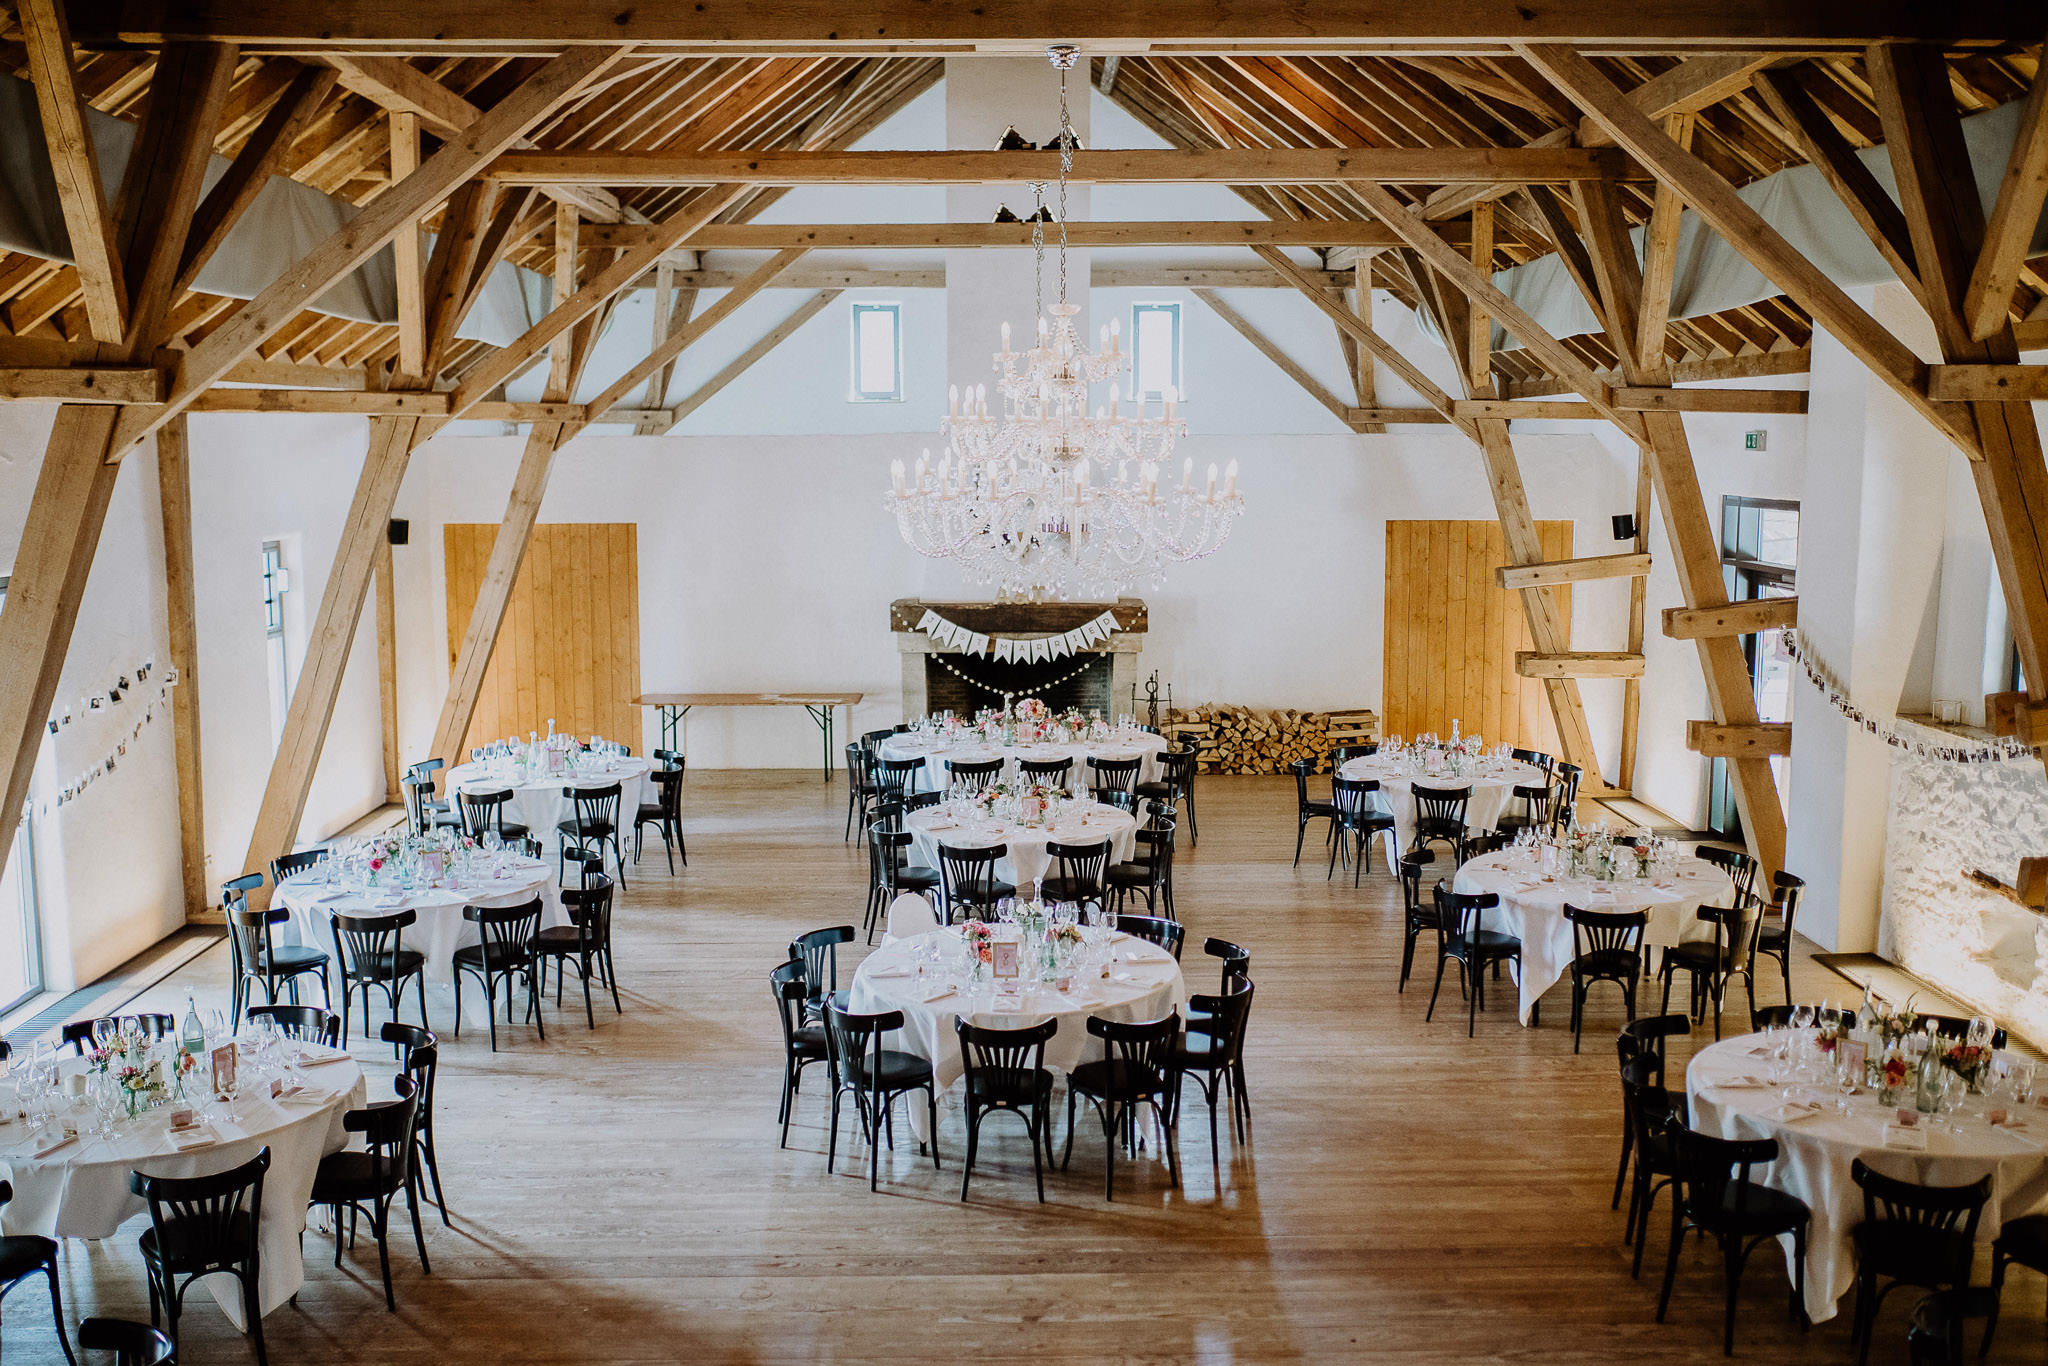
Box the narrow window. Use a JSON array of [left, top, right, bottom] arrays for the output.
[[0, 577, 39, 1012], [262, 541, 291, 744], [849, 302, 903, 402], [1130, 301, 1182, 402]]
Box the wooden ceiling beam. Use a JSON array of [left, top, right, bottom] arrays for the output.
[[581, 220, 1474, 250], [486, 146, 1631, 187], [1962, 38, 2048, 340], [20, 0, 128, 343], [76, 3, 2035, 50]]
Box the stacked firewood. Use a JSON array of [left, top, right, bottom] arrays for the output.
[[1163, 705, 1377, 775]]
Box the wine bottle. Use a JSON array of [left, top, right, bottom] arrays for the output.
[[181, 992, 205, 1057]]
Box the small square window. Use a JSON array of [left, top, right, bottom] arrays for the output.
[[1130, 302, 1182, 402], [849, 302, 902, 402]]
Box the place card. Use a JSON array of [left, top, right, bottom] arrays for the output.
[[1838, 1039, 1868, 1079], [1883, 1122, 1929, 1151], [31, 1127, 76, 1158], [210, 1042, 237, 1097]]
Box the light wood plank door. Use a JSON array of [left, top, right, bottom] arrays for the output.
[[443, 523, 642, 754], [1384, 519, 1572, 752]]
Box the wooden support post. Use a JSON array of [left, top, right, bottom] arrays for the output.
[[157, 414, 209, 919], [1962, 37, 2048, 342], [242, 416, 425, 894], [391, 111, 427, 380], [1351, 258, 1384, 434], [1619, 447, 1652, 791], [376, 538, 400, 805], [19, 0, 126, 343]]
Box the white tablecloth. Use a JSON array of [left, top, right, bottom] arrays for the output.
[[0, 1052, 366, 1331], [1687, 1035, 2048, 1322], [905, 801, 1138, 893], [274, 857, 566, 985], [1450, 848, 1732, 1024], [1338, 755, 1545, 867], [443, 757, 652, 838], [878, 731, 1168, 795], [849, 926, 1187, 1139]]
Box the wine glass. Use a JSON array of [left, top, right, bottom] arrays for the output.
[[2012, 1059, 2037, 1107], [1834, 1052, 1860, 1114], [1969, 1014, 1997, 1050], [1791, 1003, 1815, 1038], [1939, 1071, 1969, 1134], [91, 1016, 118, 1056]]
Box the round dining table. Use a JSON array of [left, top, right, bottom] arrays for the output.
[[443, 754, 653, 838], [849, 924, 1187, 1140], [1687, 1033, 2048, 1323], [904, 799, 1138, 893], [877, 730, 1169, 794], [0, 1047, 366, 1332], [273, 853, 567, 985], [1450, 846, 1733, 1024], [1338, 753, 1546, 870]]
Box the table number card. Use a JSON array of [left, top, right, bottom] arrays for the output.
[[991, 940, 1019, 980], [210, 1042, 236, 1096], [1837, 1038, 1867, 1082]]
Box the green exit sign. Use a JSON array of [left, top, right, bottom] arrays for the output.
[[1744, 431, 1766, 451]]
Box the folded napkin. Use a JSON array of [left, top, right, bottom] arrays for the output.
[[917, 985, 957, 1004], [1710, 1074, 1771, 1090], [314, 890, 350, 905], [925, 820, 957, 832], [1884, 1122, 1930, 1151], [30, 1128, 75, 1158], [1763, 1099, 1825, 1124], [866, 966, 913, 980], [1110, 971, 1142, 985], [167, 1124, 218, 1153], [1109, 931, 1131, 943], [299, 1050, 353, 1068]]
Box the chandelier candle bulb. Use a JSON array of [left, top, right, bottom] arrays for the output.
[[1225, 459, 1239, 498], [1206, 464, 1218, 500], [1182, 458, 1193, 493]]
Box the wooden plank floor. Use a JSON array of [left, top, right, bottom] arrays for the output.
[[16, 772, 2046, 1363]]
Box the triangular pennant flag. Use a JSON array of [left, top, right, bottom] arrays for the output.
[[994, 638, 1012, 663], [968, 633, 989, 657], [1065, 629, 1086, 652], [917, 610, 939, 633], [1033, 639, 1051, 663]]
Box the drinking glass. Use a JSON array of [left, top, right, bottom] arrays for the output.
[[1969, 1014, 1997, 1049], [1791, 1003, 1815, 1036], [91, 1017, 118, 1055], [2013, 1059, 2037, 1106], [93, 1078, 120, 1137], [1835, 1053, 1860, 1114], [1939, 1071, 1969, 1133]]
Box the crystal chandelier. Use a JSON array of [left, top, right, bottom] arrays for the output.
[[885, 45, 1243, 603]]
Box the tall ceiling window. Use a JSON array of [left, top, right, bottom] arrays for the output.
[[262, 541, 292, 745], [849, 302, 903, 403], [1130, 301, 1182, 402]]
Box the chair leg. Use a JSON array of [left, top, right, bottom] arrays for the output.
[[581, 951, 595, 1029], [44, 1262, 76, 1366], [1425, 952, 1450, 1023], [421, 1127, 450, 1226], [375, 1198, 396, 1311], [1723, 1232, 1743, 1355], [407, 1168, 432, 1274], [960, 1107, 979, 1201], [1656, 1200, 1685, 1323]]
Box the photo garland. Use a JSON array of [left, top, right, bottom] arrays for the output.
[[1779, 628, 2035, 764], [21, 657, 182, 820]]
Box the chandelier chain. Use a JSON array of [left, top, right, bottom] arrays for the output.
[[1057, 62, 1071, 306]]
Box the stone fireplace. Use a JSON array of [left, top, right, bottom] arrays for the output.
[[891, 598, 1146, 721]]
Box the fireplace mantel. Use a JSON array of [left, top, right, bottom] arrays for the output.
[[890, 597, 1146, 721]]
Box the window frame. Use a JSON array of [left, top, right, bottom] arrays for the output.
[[1129, 301, 1183, 403], [847, 301, 904, 403]]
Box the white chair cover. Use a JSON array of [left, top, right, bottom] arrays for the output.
[[884, 892, 939, 940]]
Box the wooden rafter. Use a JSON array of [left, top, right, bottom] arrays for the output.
[[19, 0, 126, 343]]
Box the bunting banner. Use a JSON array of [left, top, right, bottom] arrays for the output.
[[913, 609, 1122, 662]]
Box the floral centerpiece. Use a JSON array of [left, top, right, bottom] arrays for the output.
[[1878, 1048, 1913, 1106], [93, 1035, 183, 1117], [1938, 1038, 1994, 1093], [962, 920, 995, 982]]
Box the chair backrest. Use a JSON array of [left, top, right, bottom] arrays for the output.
[[1116, 913, 1185, 960], [332, 908, 418, 986], [884, 892, 940, 939], [1617, 1014, 1692, 1078], [1331, 775, 1380, 821], [1694, 844, 1760, 907], [1412, 784, 1472, 833], [650, 767, 684, 819], [60, 1014, 176, 1055], [652, 748, 685, 773], [1750, 1004, 1856, 1031], [401, 775, 436, 835], [1850, 1158, 1991, 1274], [561, 872, 615, 949], [1203, 936, 1251, 990], [130, 1146, 269, 1272], [1159, 746, 1198, 792], [269, 847, 328, 884], [1087, 755, 1143, 808], [874, 758, 924, 800], [1509, 747, 1554, 773], [343, 1074, 422, 1197], [381, 1022, 438, 1120], [906, 790, 943, 812], [1185, 978, 1254, 1068], [937, 843, 1008, 915], [1018, 756, 1073, 785], [944, 758, 1004, 791], [844, 742, 872, 793], [1046, 839, 1110, 897], [246, 1003, 341, 1046], [1672, 1126, 1781, 1232], [77, 1317, 176, 1366], [225, 903, 290, 981], [1129, 824, 1175, 889], [1695, 900, 1762, 968], [823, 999, 906, 1090], [1550, 763, 1583, 830], [769, 960, 810, 1049], [789, 925, 855, 1002], [1435, 884, 1498, 942], [1399, 849, 1435, 919], [462, 898, 544, 964], [1918, 1013, 2010, 1049], [1565, 905, 1647, 964], [955, 1017, 1056, 1103], [1085, 1011, 1179, 1095], [1769, 870, 1805, 929], [1290, 757, 1317, 806], [457, 788, 516, 839], [1328, 744, 1376, 767], [1619, 1054, 1674, 1158], [565, 783, 623, 835]]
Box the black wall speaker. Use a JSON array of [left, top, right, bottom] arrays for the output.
[[388, 519, 410, 546], [1611, 514, 1636, 541]]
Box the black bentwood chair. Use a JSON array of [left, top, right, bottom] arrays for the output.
[[75, 1317, 172, 1365], [1425, 885, 1524, 1037], [0, 1180, 73, 1364], [635, 751, 688, 871], [534, 872, 622, 1028], [310, 1076, 431, 1311], [557, 783, 626, 891], [1134, 744, 1200, 845], [1612, 1014, 1691, 1216], [770, 961, 827, 1148], [1396, 849, 1437, 992], [382, 1022, 449, 1227], [331, 908, 428, 1046], [1753, 871, 1805, 1006], [955, 1018, 1057, 1202], [456, 789, 528, 845], [1657, 1127, 1810, 1356], [223, 872, 329, 1027], [1062, 1012, 1181, 1201], [1618, 1055, 1682, 1278], [1563, 906, 1646, 1053], [1170, 978, 1254, 1163], [452, 900, 545, 1051], [1289, 758, 1339, 866], [824, 1000, 939, 1192], [1329, 776, 1395, 887], [132, 1148, 270, 1366], [1847, 1161, 1990, 1366]]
